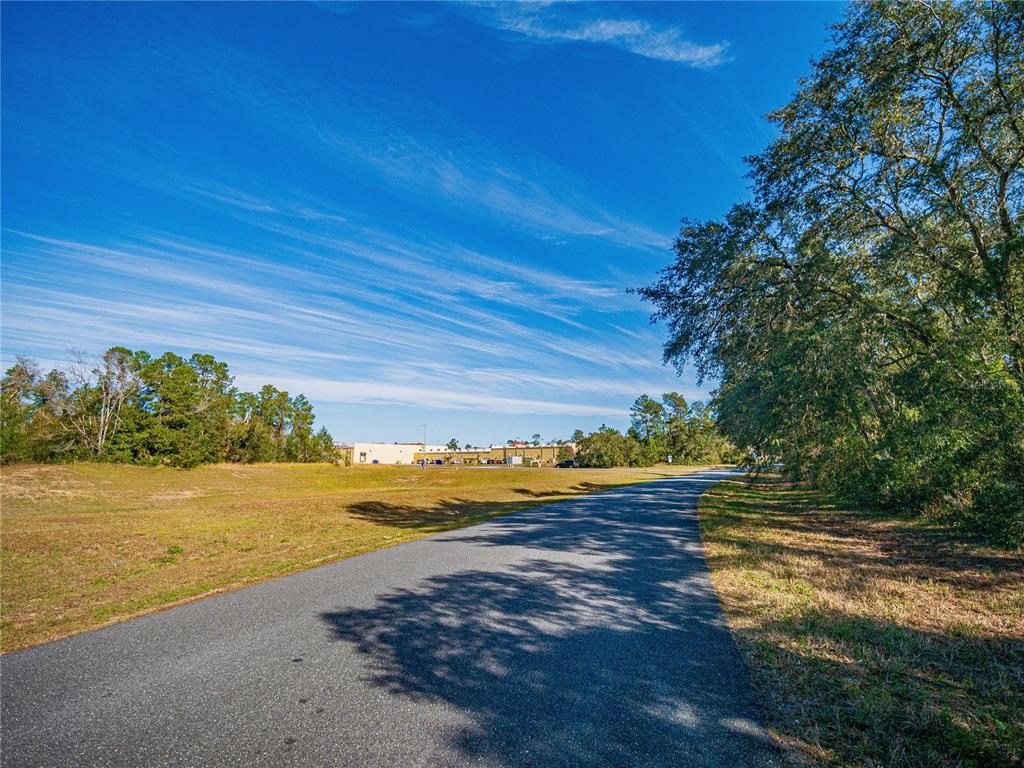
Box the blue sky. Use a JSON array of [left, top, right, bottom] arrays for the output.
[[1, 1, 843, 445]]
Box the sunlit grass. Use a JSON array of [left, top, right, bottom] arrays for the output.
[[0, 461, 708, 652], [700, 477, 1024, 768]]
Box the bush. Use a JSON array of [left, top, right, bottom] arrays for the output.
[[963, 481, 1024, 549], [576, 427, 649, 468]]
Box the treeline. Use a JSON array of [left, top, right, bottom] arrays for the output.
[[639, 3, 1023, 545], [573, 392, 742, 468], [1, 348, 337, 468]]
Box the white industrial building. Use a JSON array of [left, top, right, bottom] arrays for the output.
[[340, 441, 576, 466], [349, 442, 448, 465]]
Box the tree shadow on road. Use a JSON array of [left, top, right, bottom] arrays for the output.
[[342, 482, 633, 530], [510, 482, 620, 498], [343, 498, 532, 530], [321, 474, 778, 767]]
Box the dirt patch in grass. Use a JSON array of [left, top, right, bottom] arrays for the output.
[[699, 477, 1024, 768], [0, 462, 708, 652]]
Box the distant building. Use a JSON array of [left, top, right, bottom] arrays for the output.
[[407, 443, 575, 465], [335, 441, 578, 466], [349, 442, 447, 465]]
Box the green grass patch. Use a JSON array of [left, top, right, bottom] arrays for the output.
[[700, 477, 1024, 768]]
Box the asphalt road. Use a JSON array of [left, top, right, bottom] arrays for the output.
[[1, 468, 779, 767]]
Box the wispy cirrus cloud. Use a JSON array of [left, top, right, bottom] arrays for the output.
[[70, 159, 639, 321], [196, 44, 671, 249], [96, 47, 672, 253], [2, 227, 672, 417], [230, 375, 630, 418], [0, 5, 719, 440], [475, 5, 730, 68], [313, 115, 669, 250]]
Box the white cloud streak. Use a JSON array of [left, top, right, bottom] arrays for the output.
[[231, 374, 629, 418], [2, 227, 684, 424], [479, 6, 730, 68]]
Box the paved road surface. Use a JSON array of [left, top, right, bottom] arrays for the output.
[[1, 468, 778, 767]]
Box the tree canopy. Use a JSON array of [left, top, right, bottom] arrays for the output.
[[574, 393, 741, 468], [1, 348, 337, 467], [638, 1, 1023, 545]]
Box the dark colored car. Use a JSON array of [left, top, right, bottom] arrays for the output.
[[556, 460, 579, 468]]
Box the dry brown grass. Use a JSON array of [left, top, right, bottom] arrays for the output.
[[0, 461, 706, 653], [700, 477, 1024, 768]]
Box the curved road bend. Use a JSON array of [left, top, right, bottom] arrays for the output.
[[1, 468, 779, 767]]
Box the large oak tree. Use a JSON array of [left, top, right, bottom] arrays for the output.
[[640, 1, 1023, 544]]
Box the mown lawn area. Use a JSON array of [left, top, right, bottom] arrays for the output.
[[700, 477, 1024, 768], [0, 462, 707, 652]]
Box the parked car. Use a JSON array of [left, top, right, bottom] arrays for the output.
[[556, 460, 578, 468]]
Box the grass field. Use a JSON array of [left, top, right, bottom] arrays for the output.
[[0, 461, 709, 653], [699, 477, 1024, 768]]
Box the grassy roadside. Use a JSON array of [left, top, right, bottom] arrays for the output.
[[0, 461, 708, 653], [699, 477, 1024, 768]]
